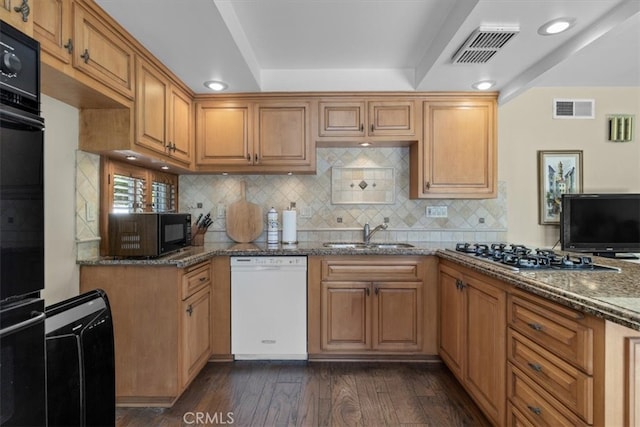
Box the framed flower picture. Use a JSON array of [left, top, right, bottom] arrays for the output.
[[538, 150, 583, 225]]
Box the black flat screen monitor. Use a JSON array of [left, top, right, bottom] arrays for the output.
[[560, 193, 640, 258]]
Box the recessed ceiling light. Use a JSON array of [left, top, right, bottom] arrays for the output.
[[204, 80, 228, 91], [161, 165, 170, 170], [359, 142, 372, 147], [125, 155, 137, 160], [538, 18, 575, 35], [472, 80, 495, 91]]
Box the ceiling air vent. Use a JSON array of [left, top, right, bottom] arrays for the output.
[[452, 26, 519, 64], [553, 99, 595, 119]]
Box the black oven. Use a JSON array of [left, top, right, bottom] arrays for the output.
[[0, 298, 46, 426], [0, 19, 46, 427]]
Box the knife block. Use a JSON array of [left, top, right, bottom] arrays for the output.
[[191, 229, 205, 246]]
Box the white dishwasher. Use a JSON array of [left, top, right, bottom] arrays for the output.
[[231, 256, 307, 360]]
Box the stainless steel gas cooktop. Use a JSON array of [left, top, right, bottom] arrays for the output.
[[450, 243, 620, 272]]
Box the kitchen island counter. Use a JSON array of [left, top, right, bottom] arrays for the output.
[[78, 243, 640, 331], [438, 249, 640, 331]]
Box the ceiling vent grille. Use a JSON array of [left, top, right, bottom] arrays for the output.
[[452, 26, 519, 64], [553, 99, 595, 119]]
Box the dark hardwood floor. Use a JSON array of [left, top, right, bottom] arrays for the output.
[[116, 361, 491, 427]]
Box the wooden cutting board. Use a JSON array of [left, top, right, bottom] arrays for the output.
[[225, 181, 264, 243]]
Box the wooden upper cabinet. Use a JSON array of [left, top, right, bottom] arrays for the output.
[[319, 101, 366, 137], [410, 96, 497, 199], [196, 101, 251, 167], [169, 85, 193, 165], [318, 99, 416, 141], [195, 99, 314, 173], [135, 57, 192, 166], [368, 101, 415, 136], [72, 2, 134, 98], [1, 0, 33, 35], [136, 57, 168, 155], [33, 0, 72, 64], [255, 101, 312, 168]]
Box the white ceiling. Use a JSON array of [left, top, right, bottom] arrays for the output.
[[96, 0, 640, 103]]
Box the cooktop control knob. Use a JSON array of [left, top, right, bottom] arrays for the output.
[[1, 52, 22, 76]]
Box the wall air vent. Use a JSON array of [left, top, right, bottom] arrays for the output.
[[452, 26, 519, 64], [553, 99, 595, 119]]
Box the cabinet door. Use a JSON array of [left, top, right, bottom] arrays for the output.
[[372, 281, 422, 351], [135, 58, 169, 156], [168, 84, 192, 165], [318, 101, 366, 137], [33, 0, 72, 64], [368, 100, 415, 136], [419, 99, 496, 198], [182, 287, 211, 388], [195, 102, 251, 166], [255, 101, 312, 167], [439, 267, 465, 379], [0, 0, 33, 35], [320, 281, 370, 351], [465, 275, 506, 426], [72, 3, 134, 98]]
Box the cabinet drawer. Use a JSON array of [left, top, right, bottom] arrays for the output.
[[508, 365, 587, 427], [507, 403, 538, 427], [321, 258, 421, 281], [508, 329, 593, 423], [182, 262, 211, 300], [508, 295, 593, 373]]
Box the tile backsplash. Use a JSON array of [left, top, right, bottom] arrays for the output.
[[74, 147, 508, 260], [179, 147, 507, 243]]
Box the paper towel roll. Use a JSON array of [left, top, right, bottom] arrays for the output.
[[282, 209, 297, 244]]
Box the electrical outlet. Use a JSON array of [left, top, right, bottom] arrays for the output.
[[300, 207, 312, 218], [426, 206, 448, 218]]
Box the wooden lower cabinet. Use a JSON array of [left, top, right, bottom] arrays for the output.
[[507, 289, 604, 426], [79, 260, 212, 407], [604, 320, 640, 426], [309, 255, 437, 359], [320, 280, 422, 352], [439, 261, 506, 426]]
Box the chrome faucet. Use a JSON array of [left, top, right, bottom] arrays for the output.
[[363, 222, 388, 244]]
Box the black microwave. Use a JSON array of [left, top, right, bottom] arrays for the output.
[[108, 213, 191, 258]]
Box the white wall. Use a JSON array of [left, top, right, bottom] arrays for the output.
[[41, 95, 80, 305], [499, 87, 640, 247]]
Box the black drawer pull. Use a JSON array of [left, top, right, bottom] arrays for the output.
[[528, 362, 543, 372], [528, 322, 544, 331], [527, 405, 542, 416]]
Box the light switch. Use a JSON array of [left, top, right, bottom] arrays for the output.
[[86, 202, 96, 222]]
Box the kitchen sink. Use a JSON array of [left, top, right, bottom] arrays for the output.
[[322, 242, 414, 249]]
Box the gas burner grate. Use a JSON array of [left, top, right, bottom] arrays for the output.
[[453, 242, 620, 272]]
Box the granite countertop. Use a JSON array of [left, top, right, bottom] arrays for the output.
[[79, 242, 640, 331], [437, 249, 640, 331]]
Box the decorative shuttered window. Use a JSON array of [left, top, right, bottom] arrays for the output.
[[151, 174, 177, 213], [113, 173, 147, 213]]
